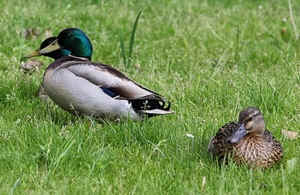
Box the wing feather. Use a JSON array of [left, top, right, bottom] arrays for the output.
[[65, 62, 157, 99]]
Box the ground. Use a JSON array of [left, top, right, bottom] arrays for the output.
[[0, 0, 299, 194]]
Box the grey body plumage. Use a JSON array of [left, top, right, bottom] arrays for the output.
[[42, 56, 172, 120], [24, 28, 173, 120]]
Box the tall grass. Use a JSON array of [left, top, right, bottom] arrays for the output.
[[0, 0, 299, 194], [120, 10, 143, 67]]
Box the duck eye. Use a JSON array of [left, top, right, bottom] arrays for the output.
[[245, 117, 252, 123]]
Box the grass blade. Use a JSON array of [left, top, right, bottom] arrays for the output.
[[128, 10, 143, 67], [119, 32, 127, 66], [234, 25, 240, 65], [10, 178, 21, 195]]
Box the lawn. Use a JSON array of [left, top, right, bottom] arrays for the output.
[[0, 0, 299, 194]]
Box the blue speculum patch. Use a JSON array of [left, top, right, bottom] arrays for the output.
[[100, 87, 118, 98]]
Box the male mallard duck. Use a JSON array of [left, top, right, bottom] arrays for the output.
[[23, 28, 173, 120], [208, 107, 283, 168]]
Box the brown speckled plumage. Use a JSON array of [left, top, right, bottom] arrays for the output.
[[208, 107, 283, 168]]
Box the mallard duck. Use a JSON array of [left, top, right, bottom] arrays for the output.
[[23, 28, 173, 120], [208, 107, 283, 168]]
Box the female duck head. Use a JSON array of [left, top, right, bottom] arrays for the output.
[[23, 28, 93, 60], [227, 107, 265, 144]]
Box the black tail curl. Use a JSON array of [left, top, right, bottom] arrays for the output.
[[128, 94, 171, 113]]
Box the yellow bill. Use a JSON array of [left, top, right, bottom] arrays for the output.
[[21, 39, 60, 61]]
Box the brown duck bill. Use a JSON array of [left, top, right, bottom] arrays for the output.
[[227, 124, 247, 144]]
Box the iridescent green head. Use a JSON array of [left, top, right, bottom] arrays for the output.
[[23, 28, 93, 60]]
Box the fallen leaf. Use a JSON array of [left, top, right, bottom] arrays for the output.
[[281, 130, 299, 140], [185, 133, 194, 138], [23, 28, 41, 39], [44, 29, 53, 39], [280, 28, 292, 43], [201, 176, 206, 191], [20, 60, 43, 73], [134, 63, 141, 69]]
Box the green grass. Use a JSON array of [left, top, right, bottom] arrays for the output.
[[0, 0, 300, 194]]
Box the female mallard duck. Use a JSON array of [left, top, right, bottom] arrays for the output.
[[23, 28, 173, 120], [208, 107, 283, 168]]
